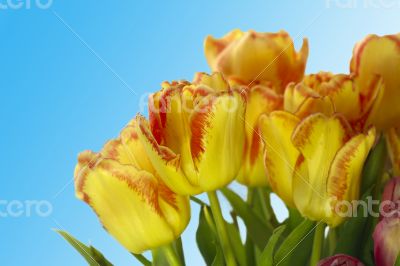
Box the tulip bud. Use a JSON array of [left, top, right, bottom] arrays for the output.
[[380, 177, 400, 219], [317, 254, 364, 266], [204, 29, 309, 92], [74, 122, 190, 254], [373, 217, 400, 266], [351, 33, 400, 130]]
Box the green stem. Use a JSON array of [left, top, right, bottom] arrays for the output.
[[247, 187, 255, 205], [327, 228, 337, 256], [175, 238, 185, 266], [162, 244, 182, 266], [207, 191, 237, 266], [245, 188, 256, 266], [257, 188, 279, 227], [310, 223, 326, 266]]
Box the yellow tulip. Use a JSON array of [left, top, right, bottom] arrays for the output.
[[74, 121, 190, 254], [386, 127, 400, 176], [284, 72, 384, 130], [260, 112, 375, 226], [259, 111, 300, 205], [193, 72, 283, 187], [235, 85, 283, 186], [137, 73, 246, 195], [292, 114, 375, 226], [204, 29, 309, 92], [350, 33, 400, 130]]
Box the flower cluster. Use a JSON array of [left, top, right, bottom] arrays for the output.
[[63, 30, 400, 266]]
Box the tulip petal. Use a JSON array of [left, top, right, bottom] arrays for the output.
[[319, 75, 361, 120], [236, 85, 283, 186], [192, 72, 230, 92], [284, 74, 362, 122], [295, 96, 335, 119], [74, 151, 189, 254], [136, 115, 201, 195], [205, 30, 308, 91], [190, 92, 246, 191], [284, 82, 320, 114], [373, 218, 400, 266], [351, 34, 400, 129], [101, 121, 155, 174], [292, 114, 353, 223], [204, 29, 244, 70], [327, 128, 376, 226], [317, 254, 364, 266], [381, 177, 400, 219], [149, 85, 193, 158], [259, 111, 300, 206]]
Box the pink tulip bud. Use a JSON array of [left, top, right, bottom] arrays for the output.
[[380, 177, 400, 219], [373, 217, 400, 266], [317, 254, 364, 266]]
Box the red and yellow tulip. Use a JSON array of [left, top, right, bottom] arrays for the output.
[[74, 121, 190, 254], [283, 72, 384, 131], [259, 111, 300, 205], [350, 33, 400, 130], [193, 73, 284, 187], [137, 73, 246, 195], [292, 114, 375, 226], [235, 84, 283, 186], [260, 112, 375, 226], [204, 29, 309, 93]]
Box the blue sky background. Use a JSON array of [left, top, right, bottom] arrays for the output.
[[2, 1, 400, 265]]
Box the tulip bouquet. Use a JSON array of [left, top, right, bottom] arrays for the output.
[[59, 30, 400, 266]]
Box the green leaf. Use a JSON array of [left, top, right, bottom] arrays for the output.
[[258, 225, 286, 266], [196, 205, 221, 266], [56, 230, 113, 266], [395, 252, 400, 266], [174, 237, 186, 265], [221, 188, 273, 249], [226, 222, 247, 266], [248, 188, 279, 230], [361, 136, 387, 195], [334, 187, 374, 257], [273, 219, 316, 266], [211, 247, 225, 266], [285, 208, 303, 231], [244, 232, 256, 266]]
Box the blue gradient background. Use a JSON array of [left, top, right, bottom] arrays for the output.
[[1, 1, 400, 265]]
